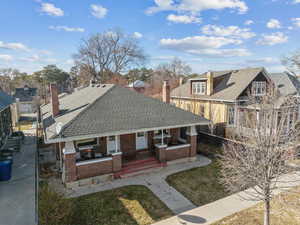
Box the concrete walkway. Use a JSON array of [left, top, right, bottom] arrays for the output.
[[153, 172, 300, 225], [0, 131, 36, 225], [67, 155, 211, 214]]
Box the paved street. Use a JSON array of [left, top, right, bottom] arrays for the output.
[[0, 131, 36, 225], [67, 155, 212, 214]]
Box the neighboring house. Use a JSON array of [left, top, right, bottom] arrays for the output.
[[14, 85, 38, 114], [270, 72, 300, 96], [41, 81, 209, 186], [172, 67, 300, 137], [127, 80, 148, 94], [0, 90, 14, 149]]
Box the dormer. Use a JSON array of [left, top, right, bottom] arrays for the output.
[[190, 72, 214, 96]]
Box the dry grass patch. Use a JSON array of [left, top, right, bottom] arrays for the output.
[[212, 186, 300, 225], [166, 160, 229, 206]]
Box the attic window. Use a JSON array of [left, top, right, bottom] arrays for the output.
[[252, 81, 266, 96], [192, 82, 206, 95]]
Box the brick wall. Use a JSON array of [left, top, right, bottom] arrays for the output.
[[120, 133, 136, 160], [76, 159, 113, 180], [165, 147, 189, 161]]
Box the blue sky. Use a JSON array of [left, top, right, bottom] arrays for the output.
[[0, 0, 300, 74]]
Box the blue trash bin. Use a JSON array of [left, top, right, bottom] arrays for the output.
[[0, 160, 12, 181]]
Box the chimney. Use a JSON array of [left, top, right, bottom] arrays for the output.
[[179, 77, 184, 86], [50, 83, 60, 117], [162, 80, 170, 103], [207, 71, 213, 96]]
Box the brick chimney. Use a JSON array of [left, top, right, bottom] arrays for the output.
[[50, 83, 60, 117], [179, 77, 184, 86], [162, 80, 170, 103], [207, 71, 213, 96]]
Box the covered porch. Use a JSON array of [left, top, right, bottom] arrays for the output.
[[61, 125, 198, 183]]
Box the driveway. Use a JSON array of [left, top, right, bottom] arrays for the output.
[[0, 131, 36, 225]]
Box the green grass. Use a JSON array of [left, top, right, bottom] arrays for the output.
[[39, 184, 173, 225], [166, 160, 229, 206]]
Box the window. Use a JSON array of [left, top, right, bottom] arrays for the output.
[[75, 138, 97, 148], [228, 106, 235, 125], [137, 132, 145, 137], [192, 82, 206, 95], [252, 81, 266, 96]]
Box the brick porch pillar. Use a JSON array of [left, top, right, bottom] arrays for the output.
[[148, 131, 154, 150], [170, 128, 180, 144], [186, 126, 197, 158], [63, 141, 77, 183], [156, 144, 167, 163], [112, 152, 122, 172]]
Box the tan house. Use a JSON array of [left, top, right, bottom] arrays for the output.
[[41, 81, 209, 186], [171, 67, 281, 136]]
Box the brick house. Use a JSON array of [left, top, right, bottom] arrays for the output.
[[41, 81, 209, 185]]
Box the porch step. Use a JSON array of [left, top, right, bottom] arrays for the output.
[[114, 158, 166, 179]]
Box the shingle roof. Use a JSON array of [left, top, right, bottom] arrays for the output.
[[0, 90, 14, 111], [42, 84, 209, 142], [171, 67, 266, 102], [270, 72, 300, 96]]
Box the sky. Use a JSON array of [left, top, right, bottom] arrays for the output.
[[0, 0, 300, 74]]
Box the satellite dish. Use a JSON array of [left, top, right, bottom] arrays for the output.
[[56, 122, 63, 135]]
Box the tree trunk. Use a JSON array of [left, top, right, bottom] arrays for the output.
[[264, 200, 270, 225]]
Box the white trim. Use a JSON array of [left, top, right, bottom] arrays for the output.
[[155, 144, 168, 148], [63, 141, 76, 155], [111, 152, 122, 156], [45, 122, 209, 144], [171, 96, 236, 103], [166, 144, 191, 151], [78, 145, 94, 151], [153, 134, 171, 140], [76, 157, 112, 166]]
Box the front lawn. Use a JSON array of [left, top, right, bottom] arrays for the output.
[[166, 160, 229, 206], [39, 184, 173, 225], [212, 186, 300, 225]]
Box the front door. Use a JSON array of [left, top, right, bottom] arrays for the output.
[[136, 132, 148, 150], [107, 136, 116, 154]]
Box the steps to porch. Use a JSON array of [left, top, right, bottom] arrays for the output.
[[114, 157, 166, 179]]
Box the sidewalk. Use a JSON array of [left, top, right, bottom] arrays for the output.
[[67, 155, 211, 214], [153, 172, 300, 225], [0, 131, 37, 225]]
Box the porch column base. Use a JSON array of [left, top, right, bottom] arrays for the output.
[[187, 126, 198, 158], [155, 144, 167, 163], [63, 142, 77, 183], [112, 152, 122, 172]]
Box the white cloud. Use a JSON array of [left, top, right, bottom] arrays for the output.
[[257, 32, 288, 45], [90, 4, 108, 19], [201, 25, 256, 39], [49, 25, 85, 32], [244, 20, 254, 25], [291, 18, 300, 27], [41, 3, 64, 17], [266, 19, 281, 29], [293, 0, 300, 3], [0, 54, 13, 61], [0, 41, 29, 51], [66, 59, 74, 65], [167, 14, 201, 24], [246, 57, 279, 64], [20, 54, 56, 63], [160, 35, 250, 57], [133, 32, 143, 39], [146, 0, 248, 14]]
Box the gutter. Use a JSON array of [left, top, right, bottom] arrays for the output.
[[44, 121, 210, 144]]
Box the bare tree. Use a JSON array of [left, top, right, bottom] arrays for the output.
[[156, 57, 192, 77], [73, 29, 147, 82], [219, 94, 300, 225], [282, 49, 300, 75]]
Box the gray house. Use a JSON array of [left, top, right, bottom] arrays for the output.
[[0, 90, 14, 148]]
